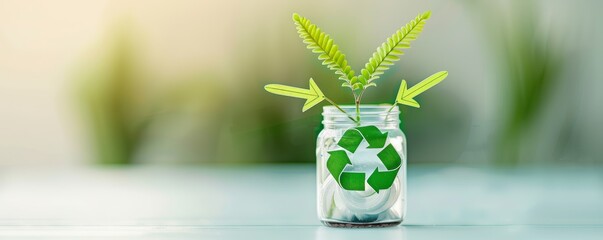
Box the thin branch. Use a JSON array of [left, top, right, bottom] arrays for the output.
[[384, 102, 398, 123], [324, 97, 358, 123]]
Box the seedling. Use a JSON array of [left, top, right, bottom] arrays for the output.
[[265, 11, 448, 123]]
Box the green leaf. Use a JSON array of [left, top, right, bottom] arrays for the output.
[[396, 71, 448, 108], [264, 78, 326, 112], [293, 13, 356, 88], [358, 11, 431, 88]]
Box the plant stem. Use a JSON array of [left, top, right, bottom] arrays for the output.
[[386, 103, 397, 114], [384, 103, 398, 122], [324, 97, 358, 123], [355, 90, 365, 124], [355, 100, 360, 122]]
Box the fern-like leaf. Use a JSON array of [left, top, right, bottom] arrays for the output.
[[293, 13, 356, 87], [358, 11, 431, 88]]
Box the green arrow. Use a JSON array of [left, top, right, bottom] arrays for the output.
[[338, 126, 388, 152], [356, 126, 388, 148], [264, 78, 325, 112], [327, 150, 364, 190], [396, 71, 448, 108], [367, 168, 399, 193], [368, 144, 402, 193], [377, 144, 402, 170], [337, 129, 363, 153], [326, 150, 351, 185], [340, 172, 366, 191]]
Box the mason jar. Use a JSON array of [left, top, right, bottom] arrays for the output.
[[317, 105, 406, 227]]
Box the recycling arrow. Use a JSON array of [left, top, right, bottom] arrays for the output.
[[368, 144, 402, 193], [327, 125, 402, 193], [338, 126, 388, 153], [264, 78, 325, 112], [396, 71, 448, 108], [326, 150, 366, 191]]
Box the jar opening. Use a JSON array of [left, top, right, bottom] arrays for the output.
[[323, 105, 399, 115], [322, 104, 400, 127]]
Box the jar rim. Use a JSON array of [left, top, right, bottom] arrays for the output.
[[322, 104, 400, 126], [322, 104, 399, 116]]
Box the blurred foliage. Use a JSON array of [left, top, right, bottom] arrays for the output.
[[465, 0, 563, 165], [75, 26, 146, 164], [76, 1, 565, 165], [76, 25, 234, 164], [75, 12, 469, 165]]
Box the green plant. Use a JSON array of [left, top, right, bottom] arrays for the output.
[[265, 11, 448, 123], [464, 0, 563, 165]]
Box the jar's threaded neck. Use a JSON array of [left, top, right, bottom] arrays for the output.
[[322, 105, 400, 127]]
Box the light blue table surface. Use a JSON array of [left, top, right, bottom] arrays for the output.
[[0, 164, 602, 239]]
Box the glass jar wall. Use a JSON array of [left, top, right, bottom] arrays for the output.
[[317, 105, 406, 227]]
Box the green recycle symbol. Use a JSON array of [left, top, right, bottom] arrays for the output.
[[327, 126, 402, 193]]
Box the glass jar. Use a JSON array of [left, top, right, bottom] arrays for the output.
[[317, 105, 406, 227]]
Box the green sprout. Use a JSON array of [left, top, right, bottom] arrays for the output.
[[264, 11, 448, 123]]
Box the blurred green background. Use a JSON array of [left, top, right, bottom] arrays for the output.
[[1, 0, 601, 166]]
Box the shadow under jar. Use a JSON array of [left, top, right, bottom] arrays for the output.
[[317, 105, 406, 227]]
